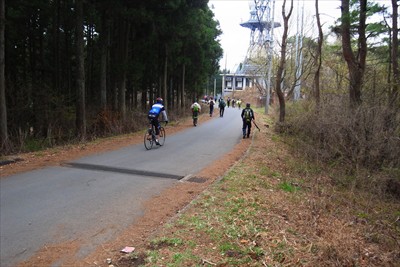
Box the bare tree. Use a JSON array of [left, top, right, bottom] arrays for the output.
[[75, 0, 86, 139], [313, 0, 323, 106], [285, 49, 313, 101], [275, 0, 293, 122], [341, 0, 367, 106], [0, 0, 7, 148]]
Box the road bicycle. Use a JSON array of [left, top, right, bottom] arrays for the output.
[[192, 111, 199, 126], [144, 121, 166, 150]]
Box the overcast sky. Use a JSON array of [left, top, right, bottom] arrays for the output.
[[208, 0, 391, 71]]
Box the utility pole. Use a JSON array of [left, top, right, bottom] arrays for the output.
[[222, 54, 228, 98], [294, 0, 304, 100], [265, 0, 276, 114]]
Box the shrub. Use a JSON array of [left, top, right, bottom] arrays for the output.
[[286, 98, 400, 170]]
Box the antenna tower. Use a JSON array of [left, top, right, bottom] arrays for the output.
[[238, 0, 280, 75]]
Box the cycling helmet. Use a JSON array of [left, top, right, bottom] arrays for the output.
[[156, 97, 163, 104], [246, 103, 251, 108]]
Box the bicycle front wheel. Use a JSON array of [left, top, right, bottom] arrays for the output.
[[144, 129, 154, 150], [158, 127, 166, 146]]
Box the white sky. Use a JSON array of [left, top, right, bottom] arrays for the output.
[[209, 0, 391, 71]]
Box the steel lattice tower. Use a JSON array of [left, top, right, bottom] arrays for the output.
[[237, 0, 280, 75]]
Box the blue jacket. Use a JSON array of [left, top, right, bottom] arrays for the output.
[[148, 103, 168, 121]]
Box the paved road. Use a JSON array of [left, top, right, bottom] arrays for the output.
[[0, 107, 244, 266]]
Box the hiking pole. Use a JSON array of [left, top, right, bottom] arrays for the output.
[[252, 120, 260, 131]]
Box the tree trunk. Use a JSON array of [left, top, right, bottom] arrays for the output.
[[0, 0, 7, 146], [390, 0, 399, 108], [341, 0, 366, 106], [275, 0, 293, 123], [314, 0, 323, 107], [99, 11, 109, 110], [169, 76, 174, 109], [181, 63, 185, 108], [141, 78, 147, 112], [133, 87, 138, 108], [163, 44, 168, 109], [118, 19, 130, 121], [64, 17, 72, 98], [52, 0, 60, 94], [75, 0, 86, 140], [86, 22, 94, 103]]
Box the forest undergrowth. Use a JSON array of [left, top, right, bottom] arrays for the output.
[[0, 107, 193, 158]]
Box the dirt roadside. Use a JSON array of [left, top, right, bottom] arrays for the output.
[[1, 111, 252, 267]]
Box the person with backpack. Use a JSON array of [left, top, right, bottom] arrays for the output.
[[148, 97, 169, 145], [241, 103, 254, 139], [237, 99, 242, 109], [190, 101, 201, 126], [209, 97, 215, 117], [218, 98, 226, 117]]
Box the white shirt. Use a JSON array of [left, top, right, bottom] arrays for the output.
[[191, 102, 201, 111]]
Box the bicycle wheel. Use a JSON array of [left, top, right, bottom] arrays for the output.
[[158, 127, 166, 146], [144, 128, 154, 150]]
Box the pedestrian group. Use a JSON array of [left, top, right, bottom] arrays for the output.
[[148, 95, 256, 142]]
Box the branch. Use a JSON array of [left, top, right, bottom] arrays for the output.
[[201, 259, 216, 266]]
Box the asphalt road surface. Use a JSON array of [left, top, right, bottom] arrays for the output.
[[0, 107, 244, 266]]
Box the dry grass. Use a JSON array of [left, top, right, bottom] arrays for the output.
[[118, 107, 400, 267], [284, 98, 400, 171]]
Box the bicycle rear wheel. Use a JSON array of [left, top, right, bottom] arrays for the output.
[[144, 128, 154, 150], [158, 127, 166, 146]]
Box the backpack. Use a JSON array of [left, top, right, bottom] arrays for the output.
[[193, 105, 199, 112], [244, 108, 252, 122]]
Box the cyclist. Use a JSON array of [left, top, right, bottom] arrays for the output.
[[241, 103, 254, 139], [190, 100, 201, 126], [148, 97, 168, 145]]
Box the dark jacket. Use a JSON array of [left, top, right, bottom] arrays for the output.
[[241, 107, 254, 122]]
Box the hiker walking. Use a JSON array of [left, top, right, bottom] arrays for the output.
[[241, 103, 254, 139], [209, 97, 215, 117], [237, 99, 242, 109], [219, 98, 226, 117]]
